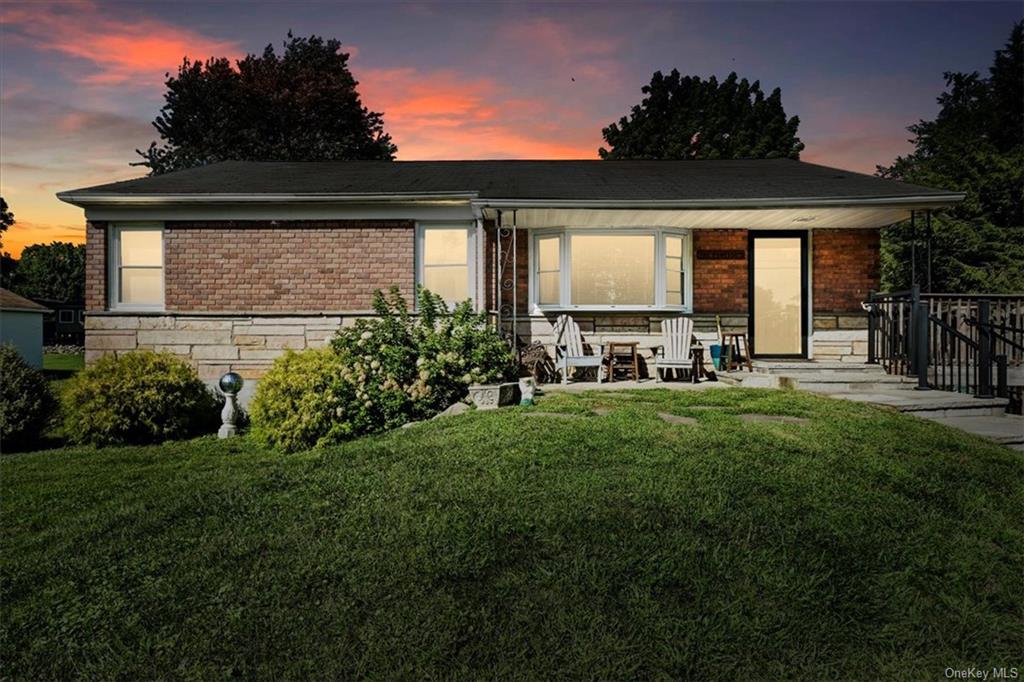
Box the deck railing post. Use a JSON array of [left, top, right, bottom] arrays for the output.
[[908, 286, 920, 374], [996, 354, 1008, 399], [914, 300, 930, 390], [977, 300, 993, 399], [866, 291, 877, 364]]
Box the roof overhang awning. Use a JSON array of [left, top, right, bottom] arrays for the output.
[[478, 194, 964, 230]]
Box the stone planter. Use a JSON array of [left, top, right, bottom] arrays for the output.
[[467, 382, 521, 410]]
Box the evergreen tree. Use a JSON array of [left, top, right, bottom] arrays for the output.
[[599, 71, 803, 160], [136, 33, 396, 175], [878, 22, 1024, 293]]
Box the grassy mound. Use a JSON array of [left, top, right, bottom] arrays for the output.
[[2, 388, 1021, 679]]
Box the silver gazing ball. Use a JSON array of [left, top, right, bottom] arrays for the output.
[[219, 371, 244, 395]]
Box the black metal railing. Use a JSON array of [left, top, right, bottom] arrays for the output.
[[866, 288, 1022, 413]]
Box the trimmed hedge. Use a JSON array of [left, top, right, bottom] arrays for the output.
[[61, 351, 219, 446]]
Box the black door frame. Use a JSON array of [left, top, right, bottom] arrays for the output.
[[748, 230, 809, 359]]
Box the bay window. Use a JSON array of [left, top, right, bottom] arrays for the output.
[[531, 228, 691, 312], [417, 224, 475, 304], [109, 225, 164, 309]]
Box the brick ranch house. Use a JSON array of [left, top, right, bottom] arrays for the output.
[[58, 159, 962, 391]]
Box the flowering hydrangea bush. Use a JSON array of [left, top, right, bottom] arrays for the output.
[[250, 287, 515, 451]]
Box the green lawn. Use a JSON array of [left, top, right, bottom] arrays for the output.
[[2, 389, 1021, 679], [42, 352, 85, 372]]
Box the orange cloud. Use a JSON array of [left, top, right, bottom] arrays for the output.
[[358, 67, 601, 159], [0, 0, 240, 86], [3, 222, 85, 258]]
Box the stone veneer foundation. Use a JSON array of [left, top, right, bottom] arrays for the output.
[[86, 313, 357, 383], [86, 309, 868, 402]]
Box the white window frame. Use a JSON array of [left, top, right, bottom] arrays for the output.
[[58, 309, 74, 323], [528, 227, 692, 314], [108, 223, 165, 311], [415, 222, 477, 306]]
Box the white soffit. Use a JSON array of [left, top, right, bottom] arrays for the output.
[[496, 206, 912, 229]]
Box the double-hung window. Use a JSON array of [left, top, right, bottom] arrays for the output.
[[109, 225, 164, 310], [531, 228, 691, 312], [417, 224, 476, 305]]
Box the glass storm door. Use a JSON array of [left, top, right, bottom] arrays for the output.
[[750, 232, 807, 357]]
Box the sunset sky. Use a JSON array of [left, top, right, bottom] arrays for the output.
[[0, 0, 1020, 256]]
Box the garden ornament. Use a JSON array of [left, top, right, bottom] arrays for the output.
[[218, 372, 244, 438]]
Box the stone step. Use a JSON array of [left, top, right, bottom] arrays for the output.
[[752, 361, 885, 375], [822, 390, 1010, 418], [916, 413, 1024, 448], [725, 371, 909, 391]]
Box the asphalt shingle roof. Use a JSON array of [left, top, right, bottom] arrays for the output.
[[0, 288, 51, 313], [60, 159, 956, 203]]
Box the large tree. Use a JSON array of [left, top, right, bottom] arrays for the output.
[[11, 242, 85, 303], [877, 21, 1024, 293], [136, 33, 396, 175], [599, 71, 803, 160]]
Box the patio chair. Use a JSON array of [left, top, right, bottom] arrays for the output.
[[651, 317, 696, 382], [552, 314, 606, 384]]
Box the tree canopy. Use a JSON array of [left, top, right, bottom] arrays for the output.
[[10, 242, 86, 303], [0, 197, 13, 253], [877, 21, 1023, 293], [599, 71, 803, 160], [136, 33, 396, 175]]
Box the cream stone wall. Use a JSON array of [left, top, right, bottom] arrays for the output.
[[86, 311, 868, 394], [86, 314, 357, 381]]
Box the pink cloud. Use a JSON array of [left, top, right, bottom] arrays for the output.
[[357, 67, 601, 159], [495, 16, 623, 61], [796, 93, 917, 172], [0, 0, 240, 86]]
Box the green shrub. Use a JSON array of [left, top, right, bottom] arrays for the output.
[[248, 347, 361, 452], [61, 351, 219, 446], [0, 345, 58, 449], [250, 287, 515, 451]]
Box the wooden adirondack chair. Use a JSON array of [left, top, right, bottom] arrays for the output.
[[552, 314, 606, 384], [651, 317, 696, 382]]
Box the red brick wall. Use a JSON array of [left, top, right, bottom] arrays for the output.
[[484, 225, 528, 313], [84, 221, 107, 312], [163, 220, 414, 312], [813, 229, 880, 312], [693, 229, 748, 313]]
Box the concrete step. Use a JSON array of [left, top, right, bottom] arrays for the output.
[[752, 361, 886, 375], [725, 371, 910, 392], [823, 389, 1010, 418], [916, 413, 1024, 448]]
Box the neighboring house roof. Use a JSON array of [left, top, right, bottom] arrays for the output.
[[57, 159, 962, 207], [0, 288, 52, 314], [32, 298, 85, 308]]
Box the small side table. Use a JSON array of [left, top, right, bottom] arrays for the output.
[[722, 333, 752, 372], [605, 341, 639, 382]]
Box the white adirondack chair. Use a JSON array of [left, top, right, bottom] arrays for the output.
[[651, 317, 696, 382], [553, 314, 606, 384]]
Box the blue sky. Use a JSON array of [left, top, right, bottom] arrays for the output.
[[1, 1, 1020, 255]]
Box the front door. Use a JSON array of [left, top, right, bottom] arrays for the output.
[[749, 231, 807, 357]]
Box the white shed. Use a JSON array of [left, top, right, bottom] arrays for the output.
[[0, 288, 51, 369]]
